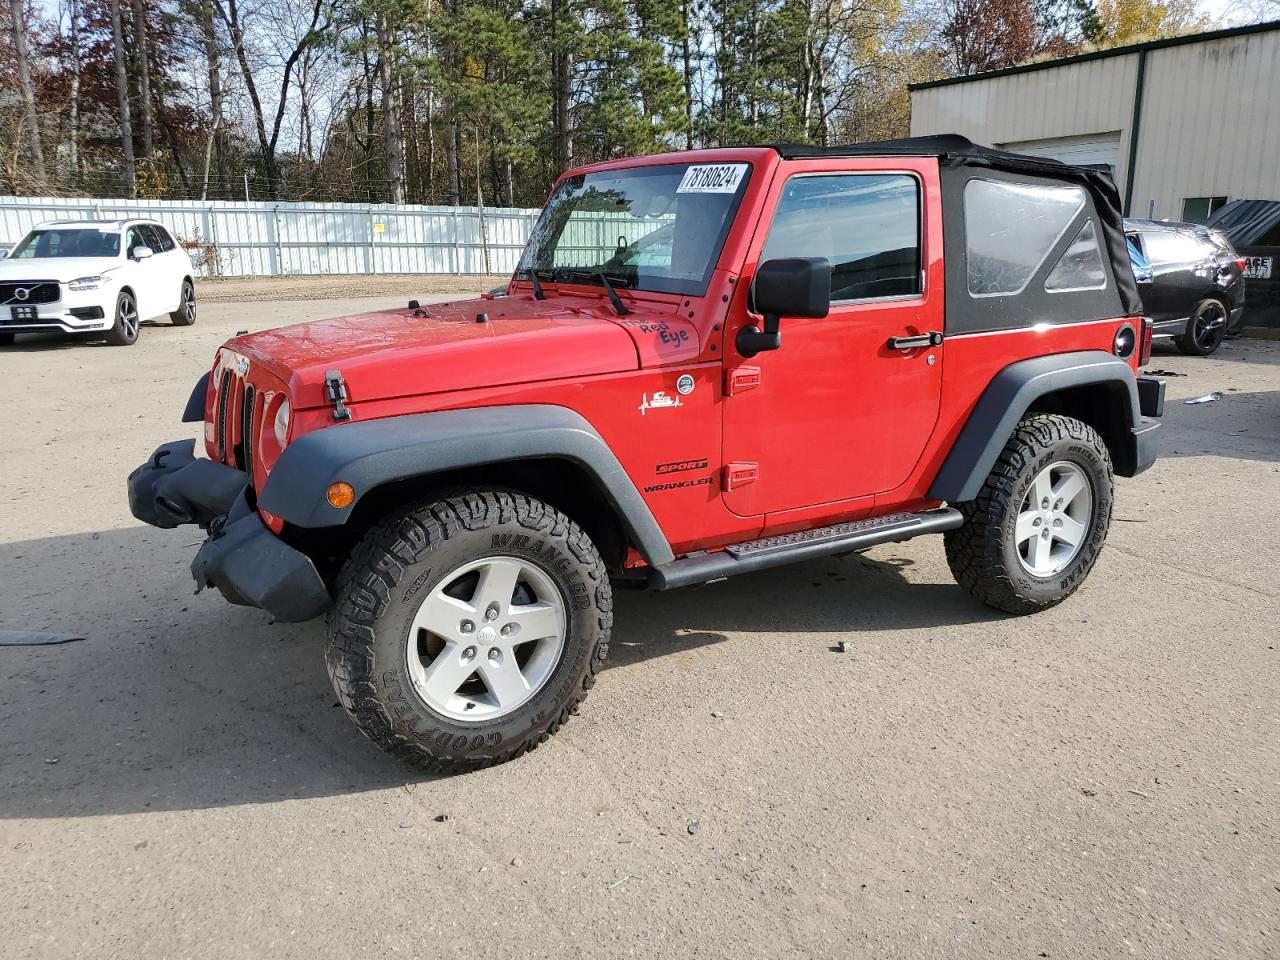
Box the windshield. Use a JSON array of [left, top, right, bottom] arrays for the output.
[[11, 228, 121, 259], [518, 161, 752, 296]]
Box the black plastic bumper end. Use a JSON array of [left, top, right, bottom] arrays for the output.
[[191, 512, 331, 622], [128, 439, 246, 529]]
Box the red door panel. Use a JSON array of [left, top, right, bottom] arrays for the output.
[[721, 157, 946, 518]]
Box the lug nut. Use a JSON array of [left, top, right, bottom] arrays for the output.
[[461, 646, 477, 661], [460, 620, 475, 634], [485, 603, 500, 621], [1032, 517, 1042, 527], [487, 647, 501, 662], [1041, 497, 1050, 509]]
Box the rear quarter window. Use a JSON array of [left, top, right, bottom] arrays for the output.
[[964, 179, 1087, 296]]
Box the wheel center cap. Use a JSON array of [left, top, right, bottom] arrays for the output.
[[478, 625, 498, 643]]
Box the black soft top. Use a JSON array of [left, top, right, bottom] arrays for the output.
[[770, 134, 1142, 325]]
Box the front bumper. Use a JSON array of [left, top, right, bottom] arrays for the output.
[[2, 290, 113, 335], [127, 439, 330, 622]]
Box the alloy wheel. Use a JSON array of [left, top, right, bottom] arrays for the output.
[[1192, 300, 1226, 351], [120, 296, 139, 340], [405, 556, 567, 722], [1015, 461, 1093, 577], [184, 284, 196, 322]]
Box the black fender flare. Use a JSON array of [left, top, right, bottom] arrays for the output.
[[182, 371, 211, 423], [257, 404, 676, 565], [928, 350, 1142, 503]]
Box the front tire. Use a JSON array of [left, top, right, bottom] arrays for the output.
[[104, 291, 140, 346], [170, 279, 196, 326], [1178, 297, 1227, 356], [326, 490, 612, 772], [945, 414, 1113, 614]]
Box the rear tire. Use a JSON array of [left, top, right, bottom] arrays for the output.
[[326, 489, 612, 772], [104, 291, 140, 346], [0, 333, 14, 346], [945, 414, 1113, 614], [170, 279, 196, 326], [1177, 297, 1227, 356]]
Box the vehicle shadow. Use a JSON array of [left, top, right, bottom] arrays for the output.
[[0, 524, 997, 819], [0, 321, 173, 352]]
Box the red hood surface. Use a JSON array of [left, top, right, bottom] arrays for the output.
[[229, 295, 672, 409]]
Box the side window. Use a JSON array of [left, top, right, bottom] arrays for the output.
[[125, 227, 146, 257], [139, 225, 164, 253], [152, 225, 176, 252], [1141, 231, 1204, 265], [964, 179, 1086, 297], [1045, 220, 1107, 292], [761, 173, 921, 303]]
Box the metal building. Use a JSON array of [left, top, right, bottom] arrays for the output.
[[909, 21, 1280, 224]]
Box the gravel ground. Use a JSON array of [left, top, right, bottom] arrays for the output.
[[0, 290, 1277, 960]]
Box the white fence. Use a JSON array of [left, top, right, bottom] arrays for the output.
[[0, 197, 543, 278]]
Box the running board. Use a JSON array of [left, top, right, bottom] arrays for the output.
[[648, 508, 963, 590]]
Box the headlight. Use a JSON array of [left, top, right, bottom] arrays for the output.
[[273, 399, 291, 447], [67, 275, 108, 291]]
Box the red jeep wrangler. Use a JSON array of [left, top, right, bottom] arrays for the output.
[[129, 135, 1164, 771]]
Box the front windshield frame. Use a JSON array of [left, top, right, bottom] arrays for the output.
[[10, 227, 123, 260], [518, 161, 753, 298]]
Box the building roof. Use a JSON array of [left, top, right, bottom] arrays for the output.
[[909, 19, 1280, 92]]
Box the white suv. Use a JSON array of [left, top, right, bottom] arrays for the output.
[[0, 219, 195, 346]]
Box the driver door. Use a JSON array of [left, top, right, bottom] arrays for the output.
[[721, 158, 945, 519]]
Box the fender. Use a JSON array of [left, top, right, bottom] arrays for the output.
[[257, 404, 676, 565], [181, 371, 211, 423], [928, 351, 1142, 503]]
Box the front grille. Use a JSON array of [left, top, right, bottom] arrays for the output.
[[216, 370, 233, 462], [0, 281, 59, 305], [239, 383, 256, 488], [212, 364, 260, 488]]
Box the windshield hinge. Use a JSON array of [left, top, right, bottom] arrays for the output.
[[324, 369, 352, 422]]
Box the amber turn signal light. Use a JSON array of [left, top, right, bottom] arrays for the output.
[[327, 481, 356, 508]]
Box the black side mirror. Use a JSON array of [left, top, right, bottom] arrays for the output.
[[738, 257, 831, 357]]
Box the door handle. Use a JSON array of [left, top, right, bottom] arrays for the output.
[[887, 331, 943, 351]]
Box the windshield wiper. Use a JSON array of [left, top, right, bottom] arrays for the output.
[[556, 270, 632, 316], [518, 267, 547, 301]]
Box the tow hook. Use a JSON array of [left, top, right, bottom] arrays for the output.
[[325, 370, 352, 422]]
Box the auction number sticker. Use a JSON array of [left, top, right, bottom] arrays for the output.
[[677, 164, 747, 194]]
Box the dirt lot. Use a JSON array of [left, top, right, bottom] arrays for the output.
[[1, 285, 1278, 960]]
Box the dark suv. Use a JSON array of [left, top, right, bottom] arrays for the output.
[[1125, 218, 1246, 356]]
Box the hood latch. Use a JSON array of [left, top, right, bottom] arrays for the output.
[[324, 370, 352, 422]]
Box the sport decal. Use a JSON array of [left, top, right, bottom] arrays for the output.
[[656, 458, 709, 475]]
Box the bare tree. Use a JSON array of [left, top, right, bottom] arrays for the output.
[[376, 10, 405, 203], [9, 0, 47, 186], [109, 0, 137, 196], [65, 0, 81, 187], [131, 0, 155, 162]]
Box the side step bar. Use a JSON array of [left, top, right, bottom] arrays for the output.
[[648, 508, 963, 590]]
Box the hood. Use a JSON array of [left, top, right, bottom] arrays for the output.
[[0, 257, 122, 283], [231, 295, 667, 409]]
